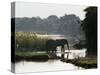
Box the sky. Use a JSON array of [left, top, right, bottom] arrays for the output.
[[15, 2, 88, 20]]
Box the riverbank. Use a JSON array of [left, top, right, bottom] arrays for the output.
[[15, 51, 60, 62], [61, 57, 97, 69]]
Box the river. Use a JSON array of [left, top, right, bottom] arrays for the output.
[[15, 49, 86, 73]]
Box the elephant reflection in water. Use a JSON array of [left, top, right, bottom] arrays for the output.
[[46, 39, 70, 58]]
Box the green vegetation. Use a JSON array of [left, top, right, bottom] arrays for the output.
[[15, 51, 49, 62], [14, 32, 51, 62], [15, 51, 60, 62], [61, 57, 97, 69], [15, 32, 49, 51]]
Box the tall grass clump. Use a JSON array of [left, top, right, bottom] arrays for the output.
[[15, 32, 49, 51]]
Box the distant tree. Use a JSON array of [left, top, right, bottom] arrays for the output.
[[58, 14, 82, 36], [81, 7, 97, 56]]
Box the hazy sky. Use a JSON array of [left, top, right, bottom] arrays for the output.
[[15, 2, 88, 20]]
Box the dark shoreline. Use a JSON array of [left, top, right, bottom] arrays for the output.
[[61, 58, 97, 69], [15, 52, 61, 62]]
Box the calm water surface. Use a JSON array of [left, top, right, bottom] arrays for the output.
[[15, 49, 86, 73]]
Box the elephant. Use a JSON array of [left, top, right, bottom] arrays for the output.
[[46, 39, 56, 53], [46, 39, 70, 53]]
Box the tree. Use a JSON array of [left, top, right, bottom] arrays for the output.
[[81, 7, 97, 56]]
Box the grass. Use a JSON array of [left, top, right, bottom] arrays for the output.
[[61, 57, 97, 69], [15, 51, 60, 62], [15, 32, 49, 51], [15, 51, 49, 62], [16, 51, 47, 57]]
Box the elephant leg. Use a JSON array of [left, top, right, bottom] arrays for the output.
[[52, 50, 54, 53], [61, 46, 65, 59], [66, 41, 70, 50], [66, 41, 70, 59], [55, 47, 57, 53]]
